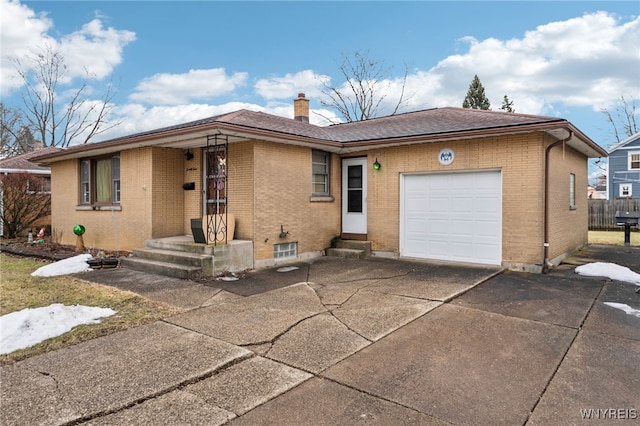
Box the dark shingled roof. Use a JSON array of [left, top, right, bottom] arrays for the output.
[[324, 107, 566, 142], [30, 106, 607, 162], [60, 106, 567, 146]]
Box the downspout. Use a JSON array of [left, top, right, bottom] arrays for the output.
[[542, 130, 573, 273]]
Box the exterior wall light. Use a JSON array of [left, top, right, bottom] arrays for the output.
[[373, 158, 381, 170]]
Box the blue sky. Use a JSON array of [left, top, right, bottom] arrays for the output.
[[1, 1, 639, 178]]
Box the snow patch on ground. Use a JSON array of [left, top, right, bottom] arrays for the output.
[[603, 302, 640, 318], [31, 253, 94, 277], [0, 304, 116, 355], [574, 262, 640, 286]]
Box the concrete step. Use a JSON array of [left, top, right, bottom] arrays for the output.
[[144, 238, 216, 255], [119, 256, 202, 280], [331, 240, 372, 257], [132, 248, 212, 268], [326, 247, 366, 259]]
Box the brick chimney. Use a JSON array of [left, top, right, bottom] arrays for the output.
[[294, 92, 309, 123]]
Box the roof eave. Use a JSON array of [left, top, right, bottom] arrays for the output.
[[338, 122, 608, 158], [31, 122, 344, 164], [32, 116, 608, 163]]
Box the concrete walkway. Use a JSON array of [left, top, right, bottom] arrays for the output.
[[1, 246, 639, 425]]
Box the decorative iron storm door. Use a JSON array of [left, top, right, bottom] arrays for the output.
[[203, 134, 229, 244]]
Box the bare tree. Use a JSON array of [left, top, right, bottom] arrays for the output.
[[0, 173, 51, 238], [600, 95, 639, 143], [0, 103, 37, 157], [318, 50, 412, 123], [12, 45, 121, 148]]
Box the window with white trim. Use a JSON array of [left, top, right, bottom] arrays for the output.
[[619, 184, 632, 197], [569, 173, 576, 209], [80, 155, 120, 205], [629, 152, 640, 170], [312, 150, 330, 195]]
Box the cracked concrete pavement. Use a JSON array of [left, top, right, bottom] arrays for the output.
[[2, 247, 639, 425]]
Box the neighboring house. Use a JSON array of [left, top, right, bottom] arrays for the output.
[[33, 94, 607, 273], [606, 132, 640, 199], [0, 147, 59, 237], [587, 186, 607, 199]]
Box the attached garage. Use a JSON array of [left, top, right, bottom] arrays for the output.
[[400, 170, 502, 265]]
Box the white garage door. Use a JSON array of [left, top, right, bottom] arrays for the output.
[[401, 170, 502, 265]]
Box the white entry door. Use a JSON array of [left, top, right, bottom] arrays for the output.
[[401, 170, 502, 265], [342, 157, 368, 235]]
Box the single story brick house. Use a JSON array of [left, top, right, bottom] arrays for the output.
[[33, 94, 607, 273]]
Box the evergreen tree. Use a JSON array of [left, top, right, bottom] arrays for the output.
[[462, 75, 491, 110], [500, 95, 515, 113]]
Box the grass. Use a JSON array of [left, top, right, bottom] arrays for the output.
[[588, 230, 640, 246], [0, 254, 183, 365]]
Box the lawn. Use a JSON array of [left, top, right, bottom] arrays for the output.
[[0, 254, 183, 365], [588, 230, 640, 246]]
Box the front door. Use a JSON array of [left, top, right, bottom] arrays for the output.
[[342, 157, 368, 236]]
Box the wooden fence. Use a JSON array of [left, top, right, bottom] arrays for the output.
[[588, 199, 640, 230]]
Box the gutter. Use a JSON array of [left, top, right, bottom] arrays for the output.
[[0, 168, 51, 175], [542, 129, 573, 273]]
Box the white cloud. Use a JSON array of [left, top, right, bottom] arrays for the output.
[[129, 68, 249, 105], [255, 70, 327, 100], [424, 11, 640, 114], [0, 0, 135, 96], [251, 12, 638, 119], [0, 0, 54, 94], [59, 19, 136, 81]]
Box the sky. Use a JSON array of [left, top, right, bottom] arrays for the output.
[[1, 256, 639, 355], [1, 1, 639, 178]]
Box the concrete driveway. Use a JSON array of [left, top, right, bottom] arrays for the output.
[[1, 245, 639, 425]]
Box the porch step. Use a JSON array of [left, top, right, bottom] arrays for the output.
[[326, 247, 367, 259], [120, 256, 203, 280], [144, 237, 216, 255], [327, 240, 372, 259], [119, 239, 220, 279], [118, 236, 255, 279]]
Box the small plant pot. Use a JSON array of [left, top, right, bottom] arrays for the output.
[[101, 257, 119, 268], [87, 259, 102, 270]]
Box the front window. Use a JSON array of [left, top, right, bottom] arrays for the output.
[[80, 155, 120, 205], [312, 150, 330, 195], [629, 152, 640, 170]]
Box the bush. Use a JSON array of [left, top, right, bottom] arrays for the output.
[[0, 173, 51, 239]]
